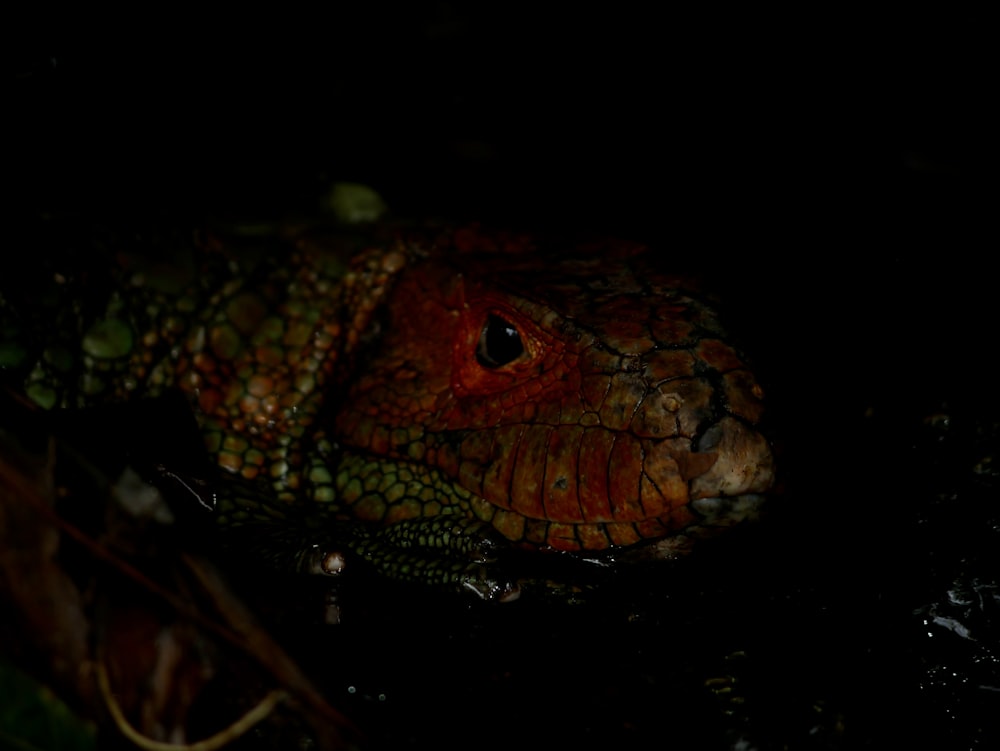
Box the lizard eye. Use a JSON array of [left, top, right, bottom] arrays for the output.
[[476, 314, 524, 368]]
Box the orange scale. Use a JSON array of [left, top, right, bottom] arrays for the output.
[[491, 509, 526, 543], [369, 425, 392, 455], [518, 400, 538, 422], [247, 374, 274, 398], [577, 428, 614, 520], [217, 452, 242, 473], [193, 352, 215, 371], [283, 322, 313, 348], [695, 338, 745, 372], [606, 523, 641, 546], [197, 389, 223, 415], [351, 311, 371, 333], [634, 517, 666, 540], [522, 378, 545, 397], [260, 394, 281, 414], [221, 382, 243, 406], [239, 394, 260, 414], [293, 372, 315, 393], [544, 523, 581, 551], [510, 425, 550, 521], [255, 345, 285, 368], [279, 392, 302, 409], [576, 523, 611, 550], [608, 437, 644, 519], [542, 427, 584, 522], [523, 519, 550, 546]]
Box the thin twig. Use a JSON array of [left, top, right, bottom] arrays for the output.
[[95, 657, 285, 751]]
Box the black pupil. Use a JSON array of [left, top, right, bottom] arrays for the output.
[[476, 314, 524, 368]]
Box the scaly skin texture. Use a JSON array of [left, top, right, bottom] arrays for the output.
[[329, 228, 774, 554], [2, 223, 775, 595]]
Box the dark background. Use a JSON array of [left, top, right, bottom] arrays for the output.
[[9, 6, 993, 230], [8, 3, 996, 449], [6, 5, 998, 749]]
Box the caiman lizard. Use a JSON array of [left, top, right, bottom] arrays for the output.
[[1, 219, 775, 599]]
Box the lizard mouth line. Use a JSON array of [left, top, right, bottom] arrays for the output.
[[478, 491, 770, 552], [489, 492, 769, 526]]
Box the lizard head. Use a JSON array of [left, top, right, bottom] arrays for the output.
[[335, 228, 776, 556]]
